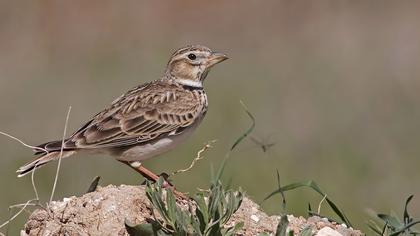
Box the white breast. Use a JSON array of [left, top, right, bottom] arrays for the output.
[[117, 119, 203, 162]]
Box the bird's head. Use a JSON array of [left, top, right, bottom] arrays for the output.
[[165, 45, 228, 88]]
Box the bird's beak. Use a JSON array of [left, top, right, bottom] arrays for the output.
[[207, 52, 228, 67]]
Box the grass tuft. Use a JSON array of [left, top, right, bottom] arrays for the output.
[[125, 177, 244, 236], [368, 195, 419, 236]]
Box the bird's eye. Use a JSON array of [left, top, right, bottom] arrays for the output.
[[187, 53, 197, 60]]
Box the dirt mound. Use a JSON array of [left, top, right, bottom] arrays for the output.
[[22, 185, 363, 236]]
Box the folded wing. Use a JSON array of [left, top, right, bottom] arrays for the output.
[[67, 81, 205, 149]]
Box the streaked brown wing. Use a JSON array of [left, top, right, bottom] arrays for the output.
[[66, 81, 204, 149]]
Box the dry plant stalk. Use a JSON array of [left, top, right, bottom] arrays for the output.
[[0, 132, 47, 154], [0, 132, 44, 230], [171, 140, 216, 176], [0, 106, 72, 232], [0, 199, 37, 229], [49, 106, 72, 202], [317, 194, 328, 215]]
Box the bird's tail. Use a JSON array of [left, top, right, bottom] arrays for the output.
[[17, 140, 76, 177]]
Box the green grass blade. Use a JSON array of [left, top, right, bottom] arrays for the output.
[[324, 198, 351, 227], [230, 101, 255, 151], [212, 101, 255, 186], [264, 180, 352, 227], [404, 195, 414, 225], [125, 219, 168, 236], [190, 214, 203, 236], [276, 170, 286, 211], [221, 190, 243, 224], [166, 190, 177, 225], [213, 158, 227, 186], [208, 184, 223, 219], [275, 215, 289, 236], [86, 176, 101, 193], [367, 221, 384, 236], [307, 203, 312, 217], [195, 210, 206, 234], [145, 181, 171, 224], [378, 214, 403, 230], [264, 181, 307, 200], [223, 221, 244, 236], [298, 226, 313, 236], [193, 193, 209, 229], [174, 207, 189, 234]]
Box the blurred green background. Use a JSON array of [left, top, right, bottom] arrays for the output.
[[1, 1, 420, 234]]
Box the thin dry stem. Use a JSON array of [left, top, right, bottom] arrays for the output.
[[317, 194, 327, 215], [171, 140, 216, 176], [1, 152, 41, 233], [0, 199, 37, 229], [0, 108, 71, 233], [0, 132, 45, 232], [49, 106, 72, 203], [196, 187, 211, 193], [0, 131, 47, 154], [0, 129, 44, 201], [8, 201, 38, 209], [31, 163, 40, 201], [7, 200, 41, 220]]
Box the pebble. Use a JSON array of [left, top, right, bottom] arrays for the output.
[[250, 214, 260, 223], [316, 227, 343, 236], [63, 197, 72, 203]]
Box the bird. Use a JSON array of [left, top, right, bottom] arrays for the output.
[[17, 45, 228, 184]]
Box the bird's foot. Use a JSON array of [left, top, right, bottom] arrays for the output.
[[157, 172, 189, 200], [125, 161, 188, 200]]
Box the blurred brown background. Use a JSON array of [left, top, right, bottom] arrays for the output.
[[1, 1, 420, 234]]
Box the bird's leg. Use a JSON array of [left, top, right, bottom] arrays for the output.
[[122, 161, 187, 199], [127, 161, 162, 182]]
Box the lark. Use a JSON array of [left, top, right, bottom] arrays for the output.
[[17, 45, 228, 183]]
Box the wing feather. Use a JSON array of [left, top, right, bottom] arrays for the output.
[[67, 80, 206, 149]]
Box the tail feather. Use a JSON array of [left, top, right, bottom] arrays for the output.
[[34, 139, 75, 155], [17, 150, 76, 177]]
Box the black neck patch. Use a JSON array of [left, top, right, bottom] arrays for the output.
[[182, 84, 204, 91]]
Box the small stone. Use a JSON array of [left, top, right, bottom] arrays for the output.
[[63, 197, 73, 202], [316, 227, 343, 236], [250, 214, 260, 223]]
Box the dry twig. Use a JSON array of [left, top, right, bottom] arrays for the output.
[[171, 140, 216, 176]]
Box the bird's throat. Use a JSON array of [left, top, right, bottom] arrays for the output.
[[175, 78, 203, 88]]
